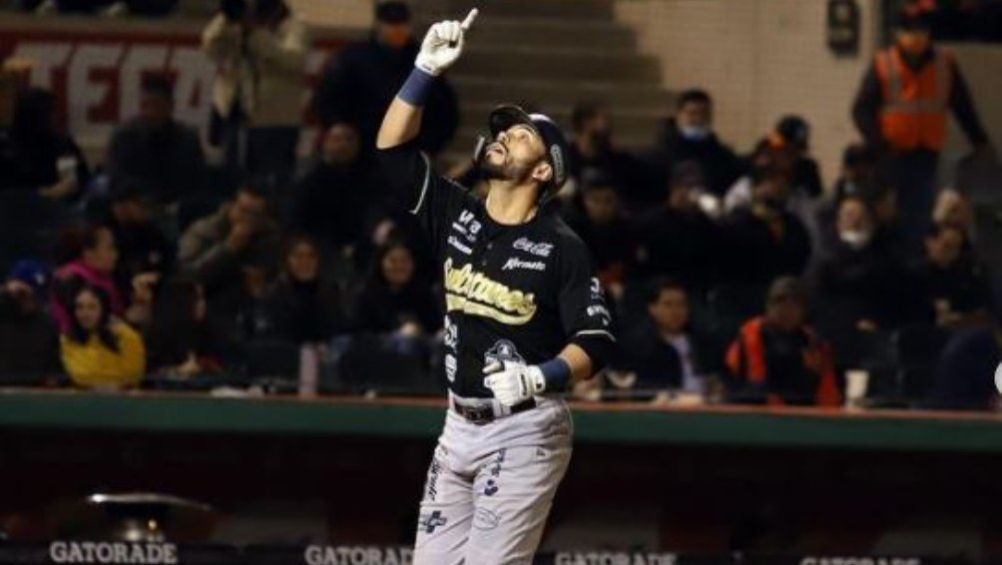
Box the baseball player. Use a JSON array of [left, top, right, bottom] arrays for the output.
[[375, 9, 616, 564]]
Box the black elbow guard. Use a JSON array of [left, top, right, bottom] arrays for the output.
[[570, 333, 617, 376]]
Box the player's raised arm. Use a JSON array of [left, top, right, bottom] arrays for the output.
[[376, 9, 478, 150]]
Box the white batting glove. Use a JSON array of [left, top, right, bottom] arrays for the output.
[[415, 8, 478, 76], [483, 360, 546, 407]]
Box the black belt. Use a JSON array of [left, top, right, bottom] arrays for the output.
[[451, 398, 537, 425]]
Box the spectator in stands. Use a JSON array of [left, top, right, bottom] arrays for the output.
[[928, 307, 1002, 411], [178, 186, 281, 299], [815, 144, 882, 252], [356, 211, 436, 286], [865, 181, 907, 257], [0, 260, 60, 381], [100, 186, 176, 330], [932, 188, 975, 236], [723, 142, 773, 215], [105, 186, 175, 296], [741, 119, 826, 249], [213, 261, 275, 343], [725, 277, 840, 406], [642, 89, 743, 198], [567, 102, 650, 206], [106, 74, 206, 208], [561, 169, 633, 299], [812, 196, 914, 342], [726, 128, 819, 214], [832, 143, 880, 202], [816, 195, 881, 263], [314, 1, 459, 156], [146, 278, 225, 376], [60, 285, 145, 389], [852, 8, 991, 257], [762, 115, 823, 201], [351, 239, 440, 336], [291, 123, 377, 256], [10, 88, 89, 201], [632, 161, 720, 294], [612, 279, 710, 401], [718, 167, 811, 287], [51, 224, 123, 333], [262, 235, 347, 344], [202, 0, 308, 191], [912, 223, 989, 329]]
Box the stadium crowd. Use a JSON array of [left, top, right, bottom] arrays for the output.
[[0, 0, 999, 411]]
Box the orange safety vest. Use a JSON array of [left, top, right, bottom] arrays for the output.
[[725, 317, 841, 407], [874, 46, 953, 152]]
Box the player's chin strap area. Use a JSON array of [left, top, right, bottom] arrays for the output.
[[470, 135, 560, 206]]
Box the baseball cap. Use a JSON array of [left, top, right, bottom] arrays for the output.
[[375, 1, 411, 24], [8, 259, 50, 297], [767, 276, 807, 304], [898, 2, 932, 31], [774, 115, 810, 150], [488, 104, 570, 192]]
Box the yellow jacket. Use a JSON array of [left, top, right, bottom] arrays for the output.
[[60, 323, 146, 389]]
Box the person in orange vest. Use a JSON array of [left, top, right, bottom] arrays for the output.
[[724, 277, 841, 407], [851, 8, 990, 259]]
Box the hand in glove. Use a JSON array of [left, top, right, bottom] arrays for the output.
[[415, 8, 478, 76], [483, 360, 546, 407]]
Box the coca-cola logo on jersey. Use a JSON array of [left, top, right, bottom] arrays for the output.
[[512, 237, 553, 258]]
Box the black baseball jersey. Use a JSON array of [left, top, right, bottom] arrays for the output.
[[379, 143, 616, 398]]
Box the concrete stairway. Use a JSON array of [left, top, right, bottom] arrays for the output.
[[175, 0, 673, 160], [416, 0, 674, 164]]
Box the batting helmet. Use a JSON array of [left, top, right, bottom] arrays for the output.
[[474, 104, 570, 203]]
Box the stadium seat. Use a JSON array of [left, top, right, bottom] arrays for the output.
[[705, 282, 767, 346], [852, 329, 900, 405], [0, 191, 74, 272], [333, 335, 440, 396], [894, 324, 949, 404], [707, 283, 766, 322], [240, 339, 301, 380]]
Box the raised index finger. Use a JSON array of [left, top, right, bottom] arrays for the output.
[[460, 8, 479, 31]]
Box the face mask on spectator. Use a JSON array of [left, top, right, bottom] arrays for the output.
[[839, 229, 873, 250], [382, 26, 412, 49], [696, 193, 722, 219], [679, 125, 711, 141]]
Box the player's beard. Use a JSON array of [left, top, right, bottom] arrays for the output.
[[480, 147, 535, 184]]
